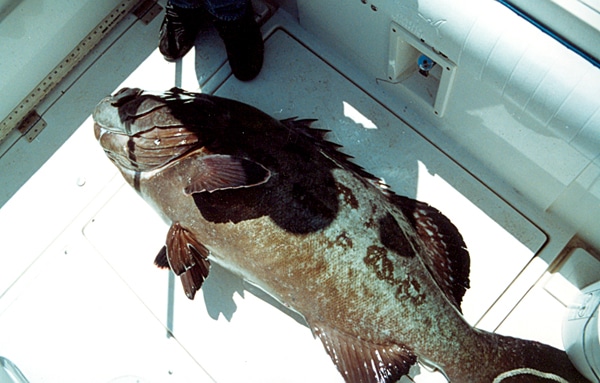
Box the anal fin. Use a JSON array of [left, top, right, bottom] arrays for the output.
[[311, 321, 416, 383]]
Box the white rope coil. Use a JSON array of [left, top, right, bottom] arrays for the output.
[[493, 368, 571, 383]]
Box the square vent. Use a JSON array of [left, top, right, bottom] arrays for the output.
[[387, 22, 457, 117]]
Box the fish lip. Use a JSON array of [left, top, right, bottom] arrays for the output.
[[93, 122, 102, 141], [92, 96, 121, 132]]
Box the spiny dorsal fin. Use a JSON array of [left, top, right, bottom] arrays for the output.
[[392, 195, 470, 311], [311, 321, 416, 383], [280, 118, 381, 183], [280, 117, 325, 139]]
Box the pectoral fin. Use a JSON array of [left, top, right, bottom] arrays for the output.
[[310, 320, 416, 383], [184, 154, 271, 194], [154, 222, 211, 299]]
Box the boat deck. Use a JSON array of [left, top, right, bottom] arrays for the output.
[[1, 3, 599, 382]]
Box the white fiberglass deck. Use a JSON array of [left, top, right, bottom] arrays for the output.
[[1, 5, 599, 383]]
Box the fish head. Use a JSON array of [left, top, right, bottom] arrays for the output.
[[93, 87, 273, 197], [93, 87, 219, 174]]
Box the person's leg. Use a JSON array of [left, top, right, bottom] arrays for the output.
[[170, 0, 204, 8], [205, 0, 264, 81], [203, 0, 248, 21], [159, 0, 206, 62]]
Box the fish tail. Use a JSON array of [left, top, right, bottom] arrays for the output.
[[482, 331, 590, 383], [443, 330, 590, 382]]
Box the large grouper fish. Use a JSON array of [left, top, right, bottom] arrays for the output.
[[93, 87, 588, 383]]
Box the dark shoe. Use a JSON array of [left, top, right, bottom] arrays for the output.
[[159, 3, 204, 62], [214, 6, 264, 81]]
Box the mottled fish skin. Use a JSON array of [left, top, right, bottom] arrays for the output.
[[94, 87, 589, 383]]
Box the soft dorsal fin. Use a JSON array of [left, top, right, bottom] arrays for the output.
[[310, 321, 416, 383], [154, 222, 211, 300], [392, 195, 470, 311]]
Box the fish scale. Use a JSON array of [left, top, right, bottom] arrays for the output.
[[93, 87, 589, 383]]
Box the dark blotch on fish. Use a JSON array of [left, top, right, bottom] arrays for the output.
[[192, 173, 338, 234], [336, 182, 359, 209], [378, 212, 414, 257], [364, 245, 394, 282]]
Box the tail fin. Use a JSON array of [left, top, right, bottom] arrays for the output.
[[445, 331, 590, 383]]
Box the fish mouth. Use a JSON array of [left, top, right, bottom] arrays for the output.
[[93, 87, 201, 172]]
